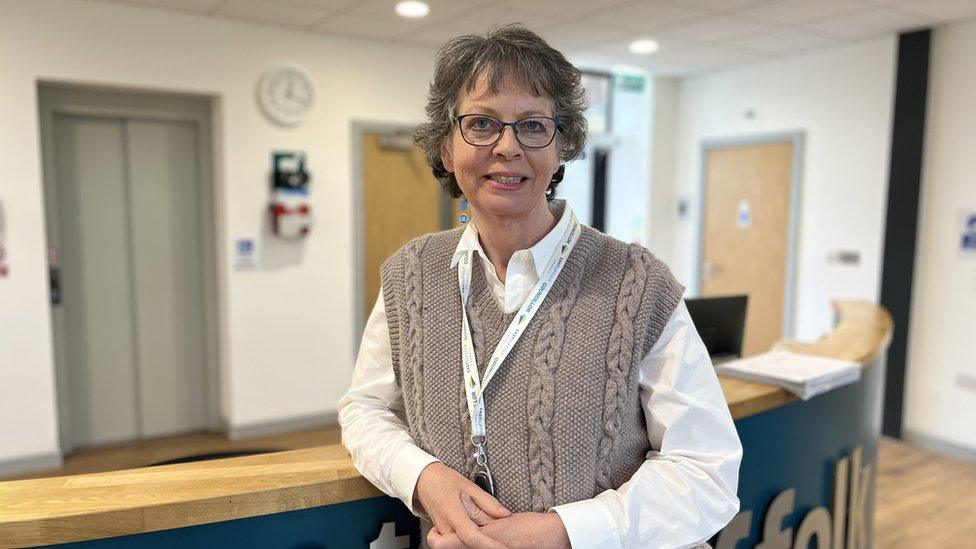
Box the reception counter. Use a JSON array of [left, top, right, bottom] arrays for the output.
[[0, 300, 892, 549]]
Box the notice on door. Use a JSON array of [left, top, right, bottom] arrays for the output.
[[737, 199, 752, 229]]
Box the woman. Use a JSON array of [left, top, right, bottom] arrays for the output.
[[339, 25, 742, 549]]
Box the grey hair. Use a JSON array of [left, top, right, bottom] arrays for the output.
[[413, 24, 588, 200]]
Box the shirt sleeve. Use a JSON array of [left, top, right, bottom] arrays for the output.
[[337, 288, 440, 516], [551, 300, 743, 549]]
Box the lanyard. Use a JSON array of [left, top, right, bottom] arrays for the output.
[[457, 212, 581, 485]]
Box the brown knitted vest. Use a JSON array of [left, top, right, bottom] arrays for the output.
[[380, 224, 685, 515]]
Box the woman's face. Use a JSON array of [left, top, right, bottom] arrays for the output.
[[441, 74, 561, 222]]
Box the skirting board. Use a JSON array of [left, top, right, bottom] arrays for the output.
[[0, 451, 63, 479], [903, 428, 976, 465], [223, 411, 339, 441]]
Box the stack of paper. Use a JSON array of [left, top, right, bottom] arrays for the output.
[[714, 350, 861, 400]]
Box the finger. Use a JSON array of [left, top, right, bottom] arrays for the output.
[[466, 487, 512, 519], [441, 501, 479, 533], [428, 528, 464, 549], [439, 503, 505, 549], [454, 524, 508, 549], [430, 505, 459, 535], [460, 492, 493, 526], [428, 514, 454, 536]]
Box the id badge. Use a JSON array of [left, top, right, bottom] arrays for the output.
[[473, 466, 496, 497]]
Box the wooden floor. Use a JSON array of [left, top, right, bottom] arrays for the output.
[[4, 431, 974, 546], [875, 436, 976, 548]]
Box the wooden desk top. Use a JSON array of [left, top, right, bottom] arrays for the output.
[[0, 300, 892, 548], [0, 445, 382, 548], [720, 300, 892, 419]]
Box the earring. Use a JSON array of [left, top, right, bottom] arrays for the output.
[[459, 197, 469, 224]]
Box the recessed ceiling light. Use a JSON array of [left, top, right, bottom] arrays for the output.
[[395, 0, 430, 18], [629, 39, 660, 55]]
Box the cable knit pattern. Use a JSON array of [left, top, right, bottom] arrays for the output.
[[526, 235, 596, 510], [380, 224, 685, 515], [402, 238, 430, 445], [595, 244, 648, 489]]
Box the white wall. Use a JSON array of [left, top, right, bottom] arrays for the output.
[[904, 19, 976, 456], [605, 70, 652, 246], [0, 0, 436, 465], [649, 77, 680, 259], [557, 65, 654, 247], [661, 39, 897, 340]]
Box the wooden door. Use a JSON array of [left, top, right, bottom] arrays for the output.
[[701, 141, 793, 357], [363, 130, 459, 320]]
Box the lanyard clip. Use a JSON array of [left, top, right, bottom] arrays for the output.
[[470, 434, 488, 466]]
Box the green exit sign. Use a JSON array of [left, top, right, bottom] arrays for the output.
[[617, 74, 645, 93]]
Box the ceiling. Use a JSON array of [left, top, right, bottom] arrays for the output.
[[86, 0, 976, 75]]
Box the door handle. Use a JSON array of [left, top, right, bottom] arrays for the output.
[[702, 261, 722, 280], [48, 247, 62, 306], [50, 265, 62, 305]]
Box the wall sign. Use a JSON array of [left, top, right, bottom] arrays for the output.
[[617, 73, 646, 93], [234, 238, 259, 271], [961, 210, 976, 256]]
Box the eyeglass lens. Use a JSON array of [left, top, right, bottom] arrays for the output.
[[459, 115, 556, 148]]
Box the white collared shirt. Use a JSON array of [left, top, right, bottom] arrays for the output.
[[450, 199, 574, 314], [338, 200, 742, 548]]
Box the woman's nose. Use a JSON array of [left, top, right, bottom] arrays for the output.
[[492, 125, 524, 159]]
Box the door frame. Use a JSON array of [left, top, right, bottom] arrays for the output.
[[38, 82, 224, 454], [694, 131, 805, 339], [350, 120, 429, 352]]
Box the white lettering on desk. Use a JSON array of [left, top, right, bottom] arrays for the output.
[[369, 521, 409, 549], [717, 446, 874, 549]]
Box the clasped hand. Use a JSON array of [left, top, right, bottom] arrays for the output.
[[415, 462, 571, 549]]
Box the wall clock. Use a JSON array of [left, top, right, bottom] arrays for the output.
[[256, 66, 315, 127]]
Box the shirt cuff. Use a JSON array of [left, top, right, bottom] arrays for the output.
[[552, 497, 622, 549], [389, 443, 439, 516]]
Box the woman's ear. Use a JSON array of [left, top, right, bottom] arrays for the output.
[[440, 139, 454, 173]]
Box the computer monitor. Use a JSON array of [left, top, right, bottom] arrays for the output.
[[684, 295, 748, 363]]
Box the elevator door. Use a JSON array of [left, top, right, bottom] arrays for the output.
[[53, 114, 207, 448]]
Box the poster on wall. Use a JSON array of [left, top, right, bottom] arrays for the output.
[[961, 210, 976, 258]]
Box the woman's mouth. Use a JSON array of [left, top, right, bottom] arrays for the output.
[[485, 174, 528, 188]]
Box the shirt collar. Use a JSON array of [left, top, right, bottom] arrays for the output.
[[450, 199, 573, 279]]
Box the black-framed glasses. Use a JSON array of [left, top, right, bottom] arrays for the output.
[[455, 114, 561, 149]]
